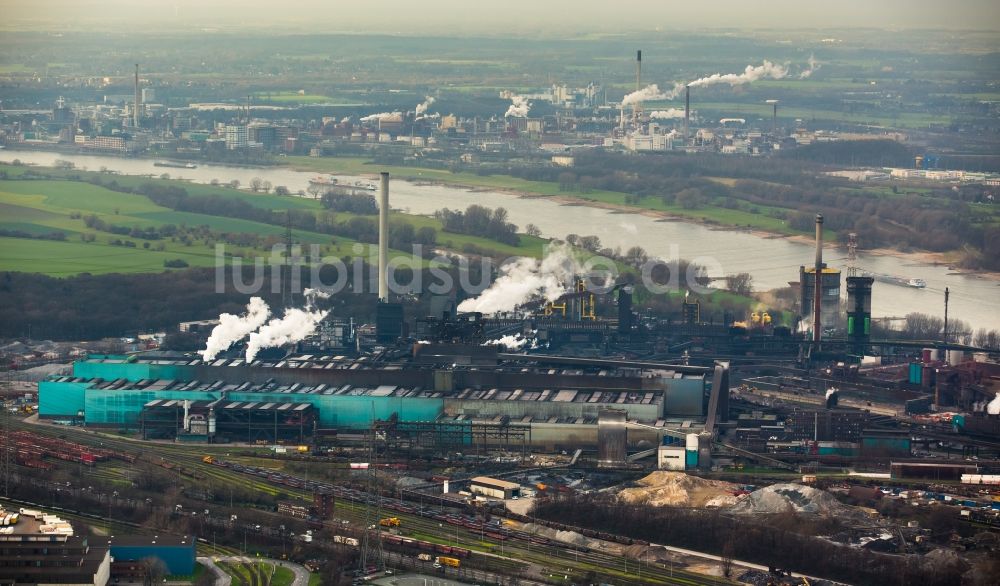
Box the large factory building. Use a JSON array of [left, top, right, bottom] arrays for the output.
[[39, 350, 728, 455]]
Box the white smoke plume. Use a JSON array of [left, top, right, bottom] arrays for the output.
[[486, 333, 530, 350], [415, 96, 435, 116], [988, 392, 1000, 416], [457, 245, 581, 315], [244, 289, 329, 363], [649, 108, 686, 119], [825, 388, 838, 400], [799, 54, 821, 79], [687, 60, 789, 88], [360, 111, 402, 122], [200, 297, 271, 361], [622, 82, 686, 106], [504, 94, 531, 118]]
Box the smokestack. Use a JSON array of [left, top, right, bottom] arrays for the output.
[[634, 50, 642, 120], [772, 101, 778, 132], [635, 50, 642, 92], [134, 63, 140, 128], [813, 213, 824, 344], [684, 84, 690, 141], [378, 172, 390, 302]]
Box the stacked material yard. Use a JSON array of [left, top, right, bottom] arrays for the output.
[[618, 472, 743, 508]]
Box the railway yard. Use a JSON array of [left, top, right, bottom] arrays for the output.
[[3, 405, 999, 586]]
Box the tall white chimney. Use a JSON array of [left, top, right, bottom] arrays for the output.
[[378, 172, 389, 302], [134, 63, 140, 128]]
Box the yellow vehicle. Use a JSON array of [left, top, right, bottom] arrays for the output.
[[379, 517, 400, 527], [202, 455, 214, 464], [435, 556, 460, 568]]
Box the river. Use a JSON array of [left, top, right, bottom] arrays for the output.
[[3, 149, 998, 332]]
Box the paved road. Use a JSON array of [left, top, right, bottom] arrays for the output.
[[198, 555, 310, 586], [197, 557, 232, 586]]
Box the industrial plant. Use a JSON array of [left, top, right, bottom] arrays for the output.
[[2, 24, 999, 586]]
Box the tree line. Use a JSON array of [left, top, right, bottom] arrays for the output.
[[435, 204, 520, 246], [532, 493, 973, 586]]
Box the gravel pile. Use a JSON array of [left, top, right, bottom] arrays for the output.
[[618, 471, 742, 508], [729, 483, 857, 517]]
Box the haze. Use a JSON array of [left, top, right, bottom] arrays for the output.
[[6, 0, 1000, 32]]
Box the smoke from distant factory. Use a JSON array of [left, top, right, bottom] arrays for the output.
[[621, 82, 686, 106], [457, 245, 580, 315], [687, 60, 789, 88], [415, 96, 436, 117], [360, 111, 402, 122], [502, 93, 531, 117], [799, 54, 821, 79], [649, 108, 686, 119], [622, 59, 799, 107]]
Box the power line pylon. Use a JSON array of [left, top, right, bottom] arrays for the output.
[[358, 406, 385, 574]]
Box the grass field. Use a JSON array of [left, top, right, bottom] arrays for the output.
[[0, 168, 548, 275], [252, 91, 359, 105]]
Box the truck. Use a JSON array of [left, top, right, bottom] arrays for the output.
[[435, 556, 460, 568], [379, 517, 400, 527]]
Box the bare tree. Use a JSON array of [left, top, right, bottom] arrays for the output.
[[525, 223, 542, 237], [725, 272, 754, 297], [624, 246, 648, 267], [249, 177, 264, 192]]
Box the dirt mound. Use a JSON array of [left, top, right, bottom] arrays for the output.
[[519, 522, 621, 554], [618, 472, 742, 508], [729, 483, 856, 516]]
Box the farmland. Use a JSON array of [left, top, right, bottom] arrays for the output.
[[0, 166, 547, 276]]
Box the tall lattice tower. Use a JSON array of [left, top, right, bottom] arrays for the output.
[[1, 369, 11, 497], [358, 408, 385, 573]]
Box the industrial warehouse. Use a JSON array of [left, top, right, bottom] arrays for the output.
[[38, 349, 723, 461]]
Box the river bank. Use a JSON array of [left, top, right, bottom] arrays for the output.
[[5, 149, 997, 329], [293, 162, 1000, 283]]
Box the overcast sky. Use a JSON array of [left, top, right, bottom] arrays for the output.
[[6, 0, 1000, 32]]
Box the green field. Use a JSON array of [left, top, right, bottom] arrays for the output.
[[0, 166, 547, 275], [252, 91, 360, 105]]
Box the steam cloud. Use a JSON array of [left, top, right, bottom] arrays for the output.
[[687, 60, 789, 88], [457, 245, 581, 315], [825, 388, 838, 400], [622, 60, 792, 106], [799, 54, 821, 79], [361, 111, 402, 122], [504, 94, 531, 118], [244, 289, 330, 363], [199, 290, 330, 363], [200, 297, 271, 361], [415, 96, 435, 116], [649, 108, 686, 120], [988, 393, 1000, 416], [486, 333, 532, 350], [622, 83, 686, 106]]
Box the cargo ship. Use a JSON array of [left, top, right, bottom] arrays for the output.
[[153, 161, 197, 169], [861, 271, 926, 289], [309, 175, 339, 187]]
